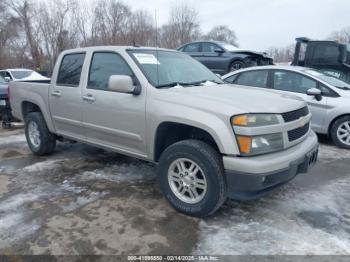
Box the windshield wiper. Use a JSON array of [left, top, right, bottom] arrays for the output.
[[156, 82, 195, 88], [156, 79, 222, 88]]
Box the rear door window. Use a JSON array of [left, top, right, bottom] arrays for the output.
[[236, 70, 269, 88], [184, 43, 200, 53], [57, 53, 85, 87]]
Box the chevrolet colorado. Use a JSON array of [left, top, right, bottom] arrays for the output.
[[9, 46, 319, 217]]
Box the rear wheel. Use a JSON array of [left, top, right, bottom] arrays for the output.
[[330, 116, 350, 149], [157, 140, 227, 217], [25, 112, 56, 155]]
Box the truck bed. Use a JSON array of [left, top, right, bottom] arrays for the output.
[[9, 81, 51, 122]]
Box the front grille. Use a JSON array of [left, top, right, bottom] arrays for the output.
[[288, 123, 310, 141], [282, 106, 309, 122]]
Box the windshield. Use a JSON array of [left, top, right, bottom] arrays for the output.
[[10, 70, 33, 79], [305, 69, 350, 90], [128, 50, 223, 88], [221, 43, 241, 52]]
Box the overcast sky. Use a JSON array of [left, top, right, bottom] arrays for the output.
[[121, 0, 350, 51]]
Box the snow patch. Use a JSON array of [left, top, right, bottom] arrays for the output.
[[0, 192, 41, 211], [196, 177, 350, 255], [318, 144, 350, 162], [0, 134, 26, 145], [61, 191, 108, 212], [22, 159, 63, 172], [78, 162, 155, 183]]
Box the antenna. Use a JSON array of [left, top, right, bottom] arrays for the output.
[[155, 9, 160, 86]]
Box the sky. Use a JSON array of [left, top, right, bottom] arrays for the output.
[[119, 0, 350, 51]]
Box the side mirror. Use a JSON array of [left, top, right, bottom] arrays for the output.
[[214, 48, 224, 54], [307, 88, 322, 101], [4, 77, 11, 82], [108, 75, 140, 95]]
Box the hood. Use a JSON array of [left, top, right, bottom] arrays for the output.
[[335, 88, 350, 98], [156, 84, 306, 116], [230, 50, 272, 59]]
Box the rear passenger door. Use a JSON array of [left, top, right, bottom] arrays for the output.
[[81, 51, 147, 158], [50, 52, 86, 140]]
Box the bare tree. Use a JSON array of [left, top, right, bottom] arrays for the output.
[[37, 0, 78, 71], [204, 25, 238, 47], [91, 0, 132, 45], [7, 0, 41, 68], [328, 26, 350, 43], [160, 2, 201, 48], [0, 0, 21, 68], [128, 10, 155, 46], [266, 44, 294, 63]]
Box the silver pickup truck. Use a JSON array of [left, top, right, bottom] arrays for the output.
[[10, 46, 319, 217]]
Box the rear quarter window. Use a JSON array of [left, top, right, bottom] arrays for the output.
[[57, 53, 85, 87]]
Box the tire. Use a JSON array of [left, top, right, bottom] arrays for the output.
[[330, 115, 350, 149], [25, 112, 56, 155], [157, 140, 227, 217], [229, 60, 245, 72]]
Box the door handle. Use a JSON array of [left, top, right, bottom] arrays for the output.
[[51, 90, 61, 97], [82, 94, 95, 102]]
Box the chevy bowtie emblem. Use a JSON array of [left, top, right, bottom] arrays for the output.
[[299, 117, 307, 128]]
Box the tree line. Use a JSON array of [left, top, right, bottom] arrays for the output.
[[0, 0, 238, 74]]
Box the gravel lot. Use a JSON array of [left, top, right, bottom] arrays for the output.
[[0, 127, 350, 255]]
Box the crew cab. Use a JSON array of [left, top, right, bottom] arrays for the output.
[[10, 46, 318, 217]]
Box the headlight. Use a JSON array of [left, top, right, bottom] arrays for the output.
[[236, 133, 284, 156], [231, 114, 279, 127], [231, 114, 284, 156]]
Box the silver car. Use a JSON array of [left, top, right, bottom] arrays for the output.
[[222, 65, 350, 149]]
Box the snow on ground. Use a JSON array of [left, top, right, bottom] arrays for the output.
[[318, 143, 350, 162], [22, 159, 64, 172], [78, 162, 155, 183], [0, 133, 26, 146], [196, 177, 350, 255]]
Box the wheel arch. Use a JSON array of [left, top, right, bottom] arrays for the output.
[[328, 113, 350, 136], [153, 122, 222, 162]]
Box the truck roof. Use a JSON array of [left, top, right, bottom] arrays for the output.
[[61, 46, 176, 54]]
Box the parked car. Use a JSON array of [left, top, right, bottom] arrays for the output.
[[0, 68, 49, 82], [177, 41, 273, 75], [0, 75, 12, 128], [292, 37, 350, 84], [10, 46, 318, 217], [222, 65, 350, 148]]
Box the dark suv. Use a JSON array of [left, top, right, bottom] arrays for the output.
[[177, 41, 273, 75]]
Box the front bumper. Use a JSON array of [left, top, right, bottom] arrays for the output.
[[223, 131, 318, 200]]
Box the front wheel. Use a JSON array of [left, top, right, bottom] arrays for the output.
[[25, 112, 56, 155], [157, 140, 227, 217], [330, 116, 350, 149]]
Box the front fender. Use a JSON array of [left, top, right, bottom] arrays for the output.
[[147, 101, 240, 160]]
